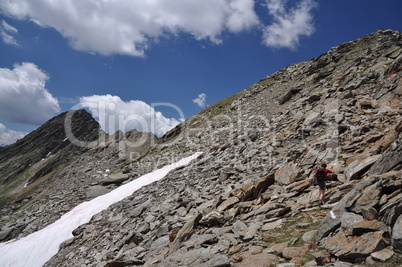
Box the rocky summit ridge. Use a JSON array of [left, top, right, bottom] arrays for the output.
[[1, 29, 402, 266]]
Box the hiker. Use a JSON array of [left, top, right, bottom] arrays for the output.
[[313, 163, 334, 205]]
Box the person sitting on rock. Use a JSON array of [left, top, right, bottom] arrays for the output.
[[313, 163, 334, 205]]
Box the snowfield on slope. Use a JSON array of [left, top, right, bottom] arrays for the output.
[[0, 152, 203, 267]]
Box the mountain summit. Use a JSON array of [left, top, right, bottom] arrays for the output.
[[1, 29, 402, 266]]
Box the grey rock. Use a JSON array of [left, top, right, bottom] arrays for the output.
[[101, 173, 130, 186], [361, 206, 379, 220], [199, 211, 225, 227], [345, 155, 381, 181], [392, 214, 402, 253], [242, 222, 262, 241], [314, 172, 391, 244], [205, 255, 230, 267], [86, 185, 111, 199], [279, 90, 293, 105], [335, 113, 345, 123], [169, 212, 202, 254], [303, 112, 322, 127], [371, 247, 394, 262], [341, 212, 364, 236], [370, 135, 402, 175], [274, 164, 299, 185], [150, 236, 170, 251], [0, 228, 13, 242], [231, 220, 247, 237], [325, 231, 387, 259], [129, 206, 145, 217], [302, 230, 317, 243], [261, 219, 283, 231]]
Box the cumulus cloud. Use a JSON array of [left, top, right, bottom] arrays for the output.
[[262, 0, 317, 49], [79, 95, 181, 137], [193, 93, 207, 108], [0, 19, 19, 46], [0, 0, 260, 56], [0, 63, 60, 125], [0, 123, 27, 145]]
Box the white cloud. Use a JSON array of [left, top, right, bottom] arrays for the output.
[[0, 19, 19, 46], [0, 123, 27, 145], [0, 0, 260, 57], [0, 63, 60, 125], [79, 95, 181, 137], [262, 0, 317, 49], [193, 93, 207, 108]]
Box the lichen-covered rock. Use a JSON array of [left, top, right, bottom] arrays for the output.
[[325, 231, 387, 259]]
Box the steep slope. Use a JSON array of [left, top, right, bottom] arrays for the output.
[[43, 29, 402, 266], [1, 29, 401, 266], [0, 109, 159, 243], [0, 109, 101, 198]]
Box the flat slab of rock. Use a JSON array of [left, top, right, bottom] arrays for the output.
[[345, 155, 381, 180], [371, 248, 394, 262], [325, 231, 387, 259], [281, 247, 308, 260], [86, 185, 111, 199], [275, 164, 299, 185], [101, 173, 130, 185], [261, 219, 283, 231], [217, 196, 239, 212], [169, 212, 202, 254], [350, 220, 389, 236], [302, 230, 317, 243]]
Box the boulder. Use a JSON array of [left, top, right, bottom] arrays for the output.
[[169, 212, 202, 254], [351, 220, 389, 234], [150, 236, 170, 251], [302, 230, 317, 243], [86, 185, 111, 199], [361, 206, 379, 220], [369, 135, 402, 175], [371, 248, 394, 262], [378, 193, 402, 226], [344, 155, 381, 181], [253, 173, 275, 199], [101, 173, 130, 186], [232, 220, 247, 238], [217, 197, 239, 212], [325, 231, 387, 259], [392, 214, 402, 253], [261, 219, 283, 231], [279, 90, 293, 105], [350, 182, 381, 213], [199, 211, 226, 227], [303, 112, 322, 127], [275, 164, 300, 185], [341, 212, 364, 236]]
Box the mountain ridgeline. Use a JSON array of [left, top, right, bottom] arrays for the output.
[[1, 29, 402, 266]]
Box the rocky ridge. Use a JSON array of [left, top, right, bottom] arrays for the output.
[[1, 29, 402, 266]]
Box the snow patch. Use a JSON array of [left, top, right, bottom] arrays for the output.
[[0, 152, 202, 267]]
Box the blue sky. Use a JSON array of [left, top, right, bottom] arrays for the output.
[[0, 0, 401, 144]]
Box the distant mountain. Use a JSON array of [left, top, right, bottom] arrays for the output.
[[0, 109, 101, 187], [1, 29, 401, 266]]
